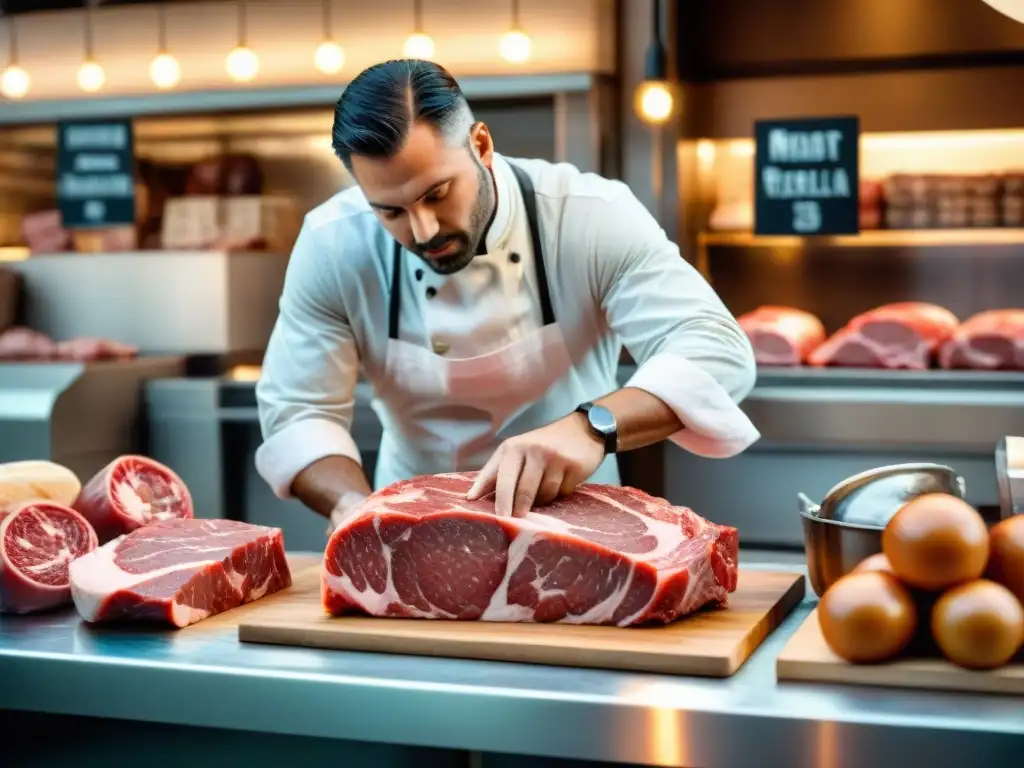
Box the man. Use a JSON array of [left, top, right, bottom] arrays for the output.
[[255, 59, 759, 528]]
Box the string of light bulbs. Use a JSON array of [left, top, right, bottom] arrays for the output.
[[0, 0, 537, 100]]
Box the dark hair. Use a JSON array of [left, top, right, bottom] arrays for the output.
[[332, 59, 472, 169]]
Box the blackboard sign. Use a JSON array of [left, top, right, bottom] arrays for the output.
[[56, 118, 135, 229], [754, 115, 859, 236]]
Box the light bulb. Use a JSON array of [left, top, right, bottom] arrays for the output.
[[314, 40, 345, 74], [150, 52, 181, 89], [635, 80, 673, 125], [500, 29, 532, 64], [0, 65, 30, 99], [226, 45, 259, 82], [403, 32, 435, 59], [77, 60, 106, 93]]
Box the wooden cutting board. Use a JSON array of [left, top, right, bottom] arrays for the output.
[[237, 567, 805, 676], [777, 608, 1024, 696]]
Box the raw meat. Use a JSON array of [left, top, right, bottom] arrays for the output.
[[939, 309, 1024, 371], [737, 306, 826, 366], [0, 327, 58, 360], [322, 473, 739, 626], [0, 326, 137, 362], [70, 518, 292, 628], [808, 302, 959, 370], [1, 501, 98, 614], [0, 460, 82, 518], [73, 455, 194, 544]]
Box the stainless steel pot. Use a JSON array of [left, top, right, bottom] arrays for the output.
[[996, 436, 1024, 517], [800, 463, 968, 597]]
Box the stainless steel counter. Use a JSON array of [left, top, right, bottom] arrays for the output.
[[0, 555, 1019, 768]]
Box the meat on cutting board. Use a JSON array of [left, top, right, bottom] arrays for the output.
[[808, 302, 959, 370], [322, 473, 738, 626], [70, 518, 292, 628], [939, 309, 1024, 371], [737, 306, 826, 366], [73, 455, 194, 544], [1, 501, 98, 614]]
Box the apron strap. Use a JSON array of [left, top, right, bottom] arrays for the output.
[[388, 159, 557, 340], [389, 239, 402, 340], [507, 161, 557, 327]]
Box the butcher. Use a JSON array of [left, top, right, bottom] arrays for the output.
[[255, 58, 759, 529]]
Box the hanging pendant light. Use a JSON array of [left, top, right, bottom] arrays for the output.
[[149, 1, 180, 89], [403, 0, 434, 59], [314, 0, 344, 74], [634, 0, 674, 125], [499, 0, 531, 64], [0, 13, 29, 99], [226, 0, 259, 82], [77, 0, 105, 92]]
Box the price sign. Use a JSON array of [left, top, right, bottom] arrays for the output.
[[754, 115, 860, 236], [56, 118, 136, 229]]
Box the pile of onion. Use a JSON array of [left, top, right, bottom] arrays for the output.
[[818, 493, 1024, 670]]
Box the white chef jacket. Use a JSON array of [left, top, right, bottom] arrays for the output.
[[255, 153, 759, 498]]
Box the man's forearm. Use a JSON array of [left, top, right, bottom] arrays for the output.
[[290, 455, 374, 518], [592, 386, 684, 453]]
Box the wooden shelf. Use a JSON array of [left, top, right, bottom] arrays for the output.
[[698, 228, 1024, 249]]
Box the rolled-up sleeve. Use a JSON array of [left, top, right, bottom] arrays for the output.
[[254, 218, 362, 498], [585, 184, 760, 458]]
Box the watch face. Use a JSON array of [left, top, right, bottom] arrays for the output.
[[588, 405, 616, 434]]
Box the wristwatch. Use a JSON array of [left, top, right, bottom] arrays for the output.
[[575, 402, 618, 454]]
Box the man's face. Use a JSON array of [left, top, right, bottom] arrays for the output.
[[351, 121, 495, 275]]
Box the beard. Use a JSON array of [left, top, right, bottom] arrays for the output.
[[414, 159, 495, 276]]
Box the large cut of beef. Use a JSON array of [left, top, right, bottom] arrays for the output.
[[73, 455, 194, 544], [322, 473, 739, 626], [70, 518, 291, 628], [1, 501, 98, 614], [808, 302, 959, 370], [737, 306, 826, 366], [939, 309, 1024, 371]]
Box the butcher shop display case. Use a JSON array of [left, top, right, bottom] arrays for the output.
[[662, 127, 1024, 548]]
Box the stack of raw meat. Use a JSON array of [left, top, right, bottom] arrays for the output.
[[0, 327, 138, 362], [738, 303, 1024, 372], [0, 456, 291, 625], [808, 302, 960, 370], [321, 472, 739, 626], [939, 310, 1024, 371], [737, 306, 826, 366]]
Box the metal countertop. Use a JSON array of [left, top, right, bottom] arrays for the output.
[[0, 554, 1020, 767]]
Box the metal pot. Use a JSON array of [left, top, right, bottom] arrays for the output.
[[800, 463, 968, 597], [996, 436, 1024, 517]]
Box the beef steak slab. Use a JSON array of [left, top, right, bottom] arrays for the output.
[[322, 473, 738, 626], [70, 518, 291, 628]]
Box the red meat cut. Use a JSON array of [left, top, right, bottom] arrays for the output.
[[808, 302, 959, 370], [73, 455, 194, 544], [322, 473, 739, 626], [1, 501, 98, 614], [939, 309, 1024, 371], [70, 518, 292, 628], [737, 306, 826, 366]]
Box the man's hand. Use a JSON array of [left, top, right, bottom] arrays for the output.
[[326, 490, 370, 536], [466, 413, 605, 517]]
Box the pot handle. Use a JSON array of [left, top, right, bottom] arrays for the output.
[[798, 492, 821, 517]]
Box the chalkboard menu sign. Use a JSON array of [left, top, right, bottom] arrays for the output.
[[754, 115, 859, 236], [56, 118, 135, 229]]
